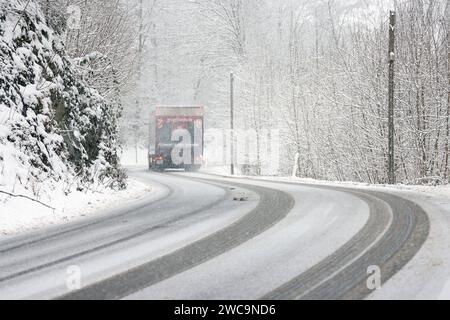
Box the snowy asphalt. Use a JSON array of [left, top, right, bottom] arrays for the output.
[[0, 169, 429, 299]]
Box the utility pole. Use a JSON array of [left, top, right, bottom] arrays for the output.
[[134, 0, 144, 164], [445, 10, 450, 181], [230, 72, 235, 175], [388, 10, 396, 184]]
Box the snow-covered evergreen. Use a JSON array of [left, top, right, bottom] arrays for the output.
[[0, 0, 125, 199]]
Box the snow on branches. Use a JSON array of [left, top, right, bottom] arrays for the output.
[[0, 0, 125, 199]]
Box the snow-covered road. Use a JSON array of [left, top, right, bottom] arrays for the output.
[[0, 169, 259, 299], [126, 176, 371, 300], [0, 169, 446, 300]]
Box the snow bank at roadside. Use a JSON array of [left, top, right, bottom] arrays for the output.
[[200, 166, 230, 175], [0, 178, 152, 237]]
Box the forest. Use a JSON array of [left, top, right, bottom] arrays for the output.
[[2, 0, 449, 190], [52, 0, 449, 184]]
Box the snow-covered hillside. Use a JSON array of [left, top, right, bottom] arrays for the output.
[[0, 0, 125, 205]]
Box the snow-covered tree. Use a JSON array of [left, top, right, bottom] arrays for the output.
[[0, 0, 126, 198]]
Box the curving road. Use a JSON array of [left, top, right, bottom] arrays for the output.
[[0, 168, 429, 300]]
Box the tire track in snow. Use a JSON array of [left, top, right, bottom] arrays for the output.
[[170, 174, 429, 300], [59, 179, 295, 300], [260, 184, 429, 300], [0, 174, 228, 283]]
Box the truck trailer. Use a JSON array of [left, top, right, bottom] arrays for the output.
[[148, 106, 204, 172]]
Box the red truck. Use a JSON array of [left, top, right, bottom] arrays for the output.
[[148, 106, 204, 172]]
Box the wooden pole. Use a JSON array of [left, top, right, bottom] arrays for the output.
[[388, 11, 396, 184]]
